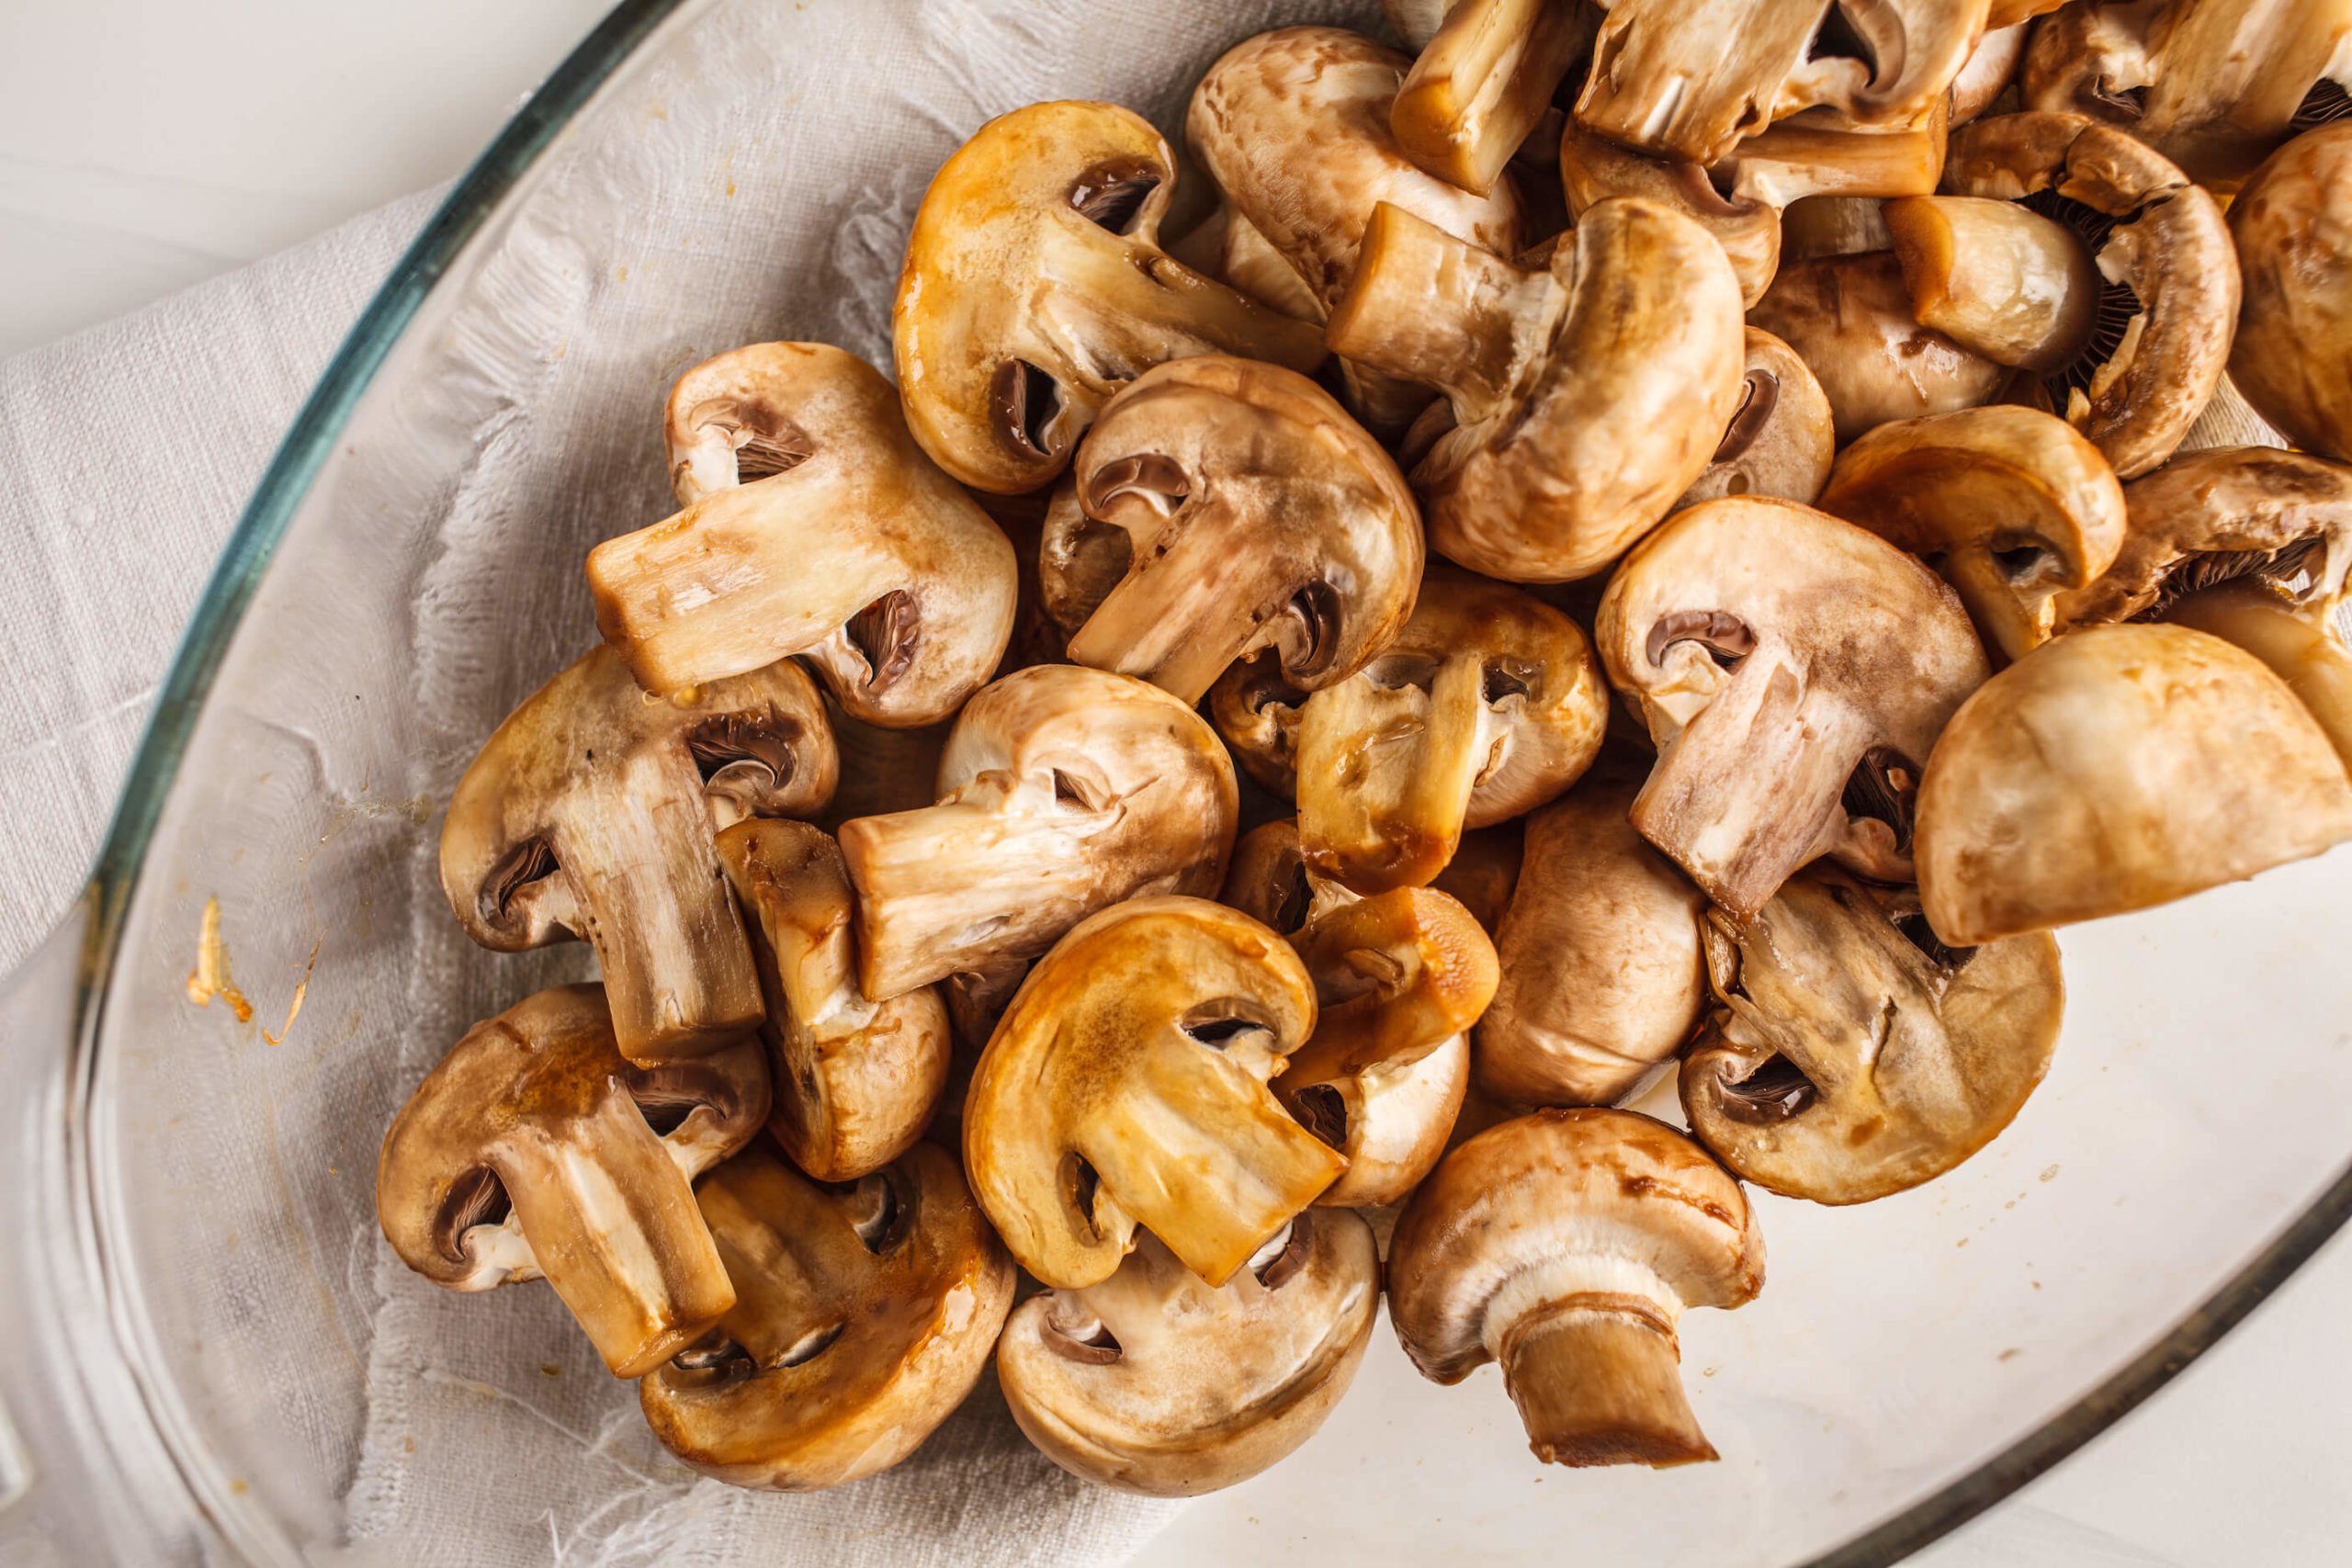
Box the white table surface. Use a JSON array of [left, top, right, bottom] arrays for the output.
[[2, 3, 2345, 1563]]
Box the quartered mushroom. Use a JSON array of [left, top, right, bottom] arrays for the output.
[[2229, 124, 2352, 464], [1675, 328, 1836, 507], [586, 343, 1016, 726], [1747, 251, 2007, 444], [376, 985, 769, 1377], [440, 646, 837, 1064], [1392, 0, 1597, 196], [998, 1213, 1380, 1495], [639, 1142, 1014, 1490], [1682, 867, 2064, 1204], [893, 99, 1326, 494], [1040, 355, 1423, 705], [1915, 623, 2352, 945], [1388, 1108, 1765, 1467], [2166, 579, 2352, 767], [963, 897, 1346, 1288], [839, 665, 1236, 1000], [1882, 195, 2102, 370]]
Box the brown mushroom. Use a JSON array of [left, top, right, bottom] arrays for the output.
[[1747, 251, 2007, 444], [1432, 823, 1527, 933], [1393, 0, 1598, 196], [2165, 578, 2352, 767], [439, 647, 837, 1064], [376, 985, 769, 1377], [1388, 1108, 1764, 1467], [1883, 195, 2101, 369], [1951, 21, 2029, 124], [1777, 194, 1897, 262], [1675, 328, 1837, 507], [2229, 123, 2352, 463], [639, 1142, 1013, 1489]]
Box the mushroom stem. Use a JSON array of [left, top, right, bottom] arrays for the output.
[[1494, 1299, 1714, 1469], [1942, 546, 2052, 667], [1884, 196, 2099, 373], [1391, 0, 1590, 197], [1048, 228, 1327, 397], [1295, 654, 1493, 895], [1325, 203, 1537, 413]]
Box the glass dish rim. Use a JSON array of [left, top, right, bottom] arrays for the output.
[[56, 1, 2352, 1562]]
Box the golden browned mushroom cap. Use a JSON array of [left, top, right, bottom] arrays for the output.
[[440, 647, 837, 1064], [1816, 404, 2127, 662], [2166, 579, 2352, 765], [1224, 815, 1525, 938], [1595, 498, 1991, 919], [587, 344, 1015, 727], [1394, 0, 1598, 196], [1388, 1108, 1764, 1468], [639, 1142, 1013, 1490], [1040, 355, 1423, 705], [998, 1212, 1379, 1496], [1941, 111, 2239, 479], [376, 985, 769, 1378], [1477, 779, 1709, 1108], [965, 897, 1346, 1289], [715, 820, 949, 1182], [1682, 867, 2063, 1203], [2229, 124, 2352, 463], [1915, 623, 2352, 945], [1675, 328, 1837, 507], [1329, 197, 1744, 581], [892, 100, 1325, 495], [1883, 195, 2101, 369], [1747, 251, 2006, 445]]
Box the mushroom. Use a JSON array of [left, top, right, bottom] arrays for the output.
[[439, 646, 838, 1064], [1432, 823, 1526, 933], [1385, 0, 1460, 51], [587, 344, 1016, 726], [1476, 779, 1710, 1108], [1392, 0, 1598, 196], [1778, 194, 1897, 262], [376, 984, 769, 1377], [1914, 623, 2352, 945], [1387, 1108, 1764, 1467], [1882, 195, 2101, 369], [1327, 197, 1745, 581], [1951, 21, 2029, 124], [2228, 123, 2352, 464], [1939, 111, 2239, 479], [1681, 867, 2063, 1203], [2165, 579, 2352, 767], [963, 897, 1347, 1288], [1747, 251, 2007, 444], [1039, 355, 1423, 705], [1674, 328, 1837, 507], [714, 819, 949, 1182], [1219, 210, 1326, 324], [1815, 404, 2128, 662], [893, 99, 1326, 494], [1595, 497, 1991, 919], [997, 1213, 1379, 1495], [638, 1142, 1014, 1489]]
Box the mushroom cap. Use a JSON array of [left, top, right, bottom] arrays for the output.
[[1555, 118, 1786, 307], [1915, 623, 2352, 945], [1747, 251, 2007, 445], [638, 1142, 1014, 1490], [2165, 578, 2352, 769], [1682, 868, 2064, 1204], [998, 1212, 1379, 1496], [1219, 818, 1318, 937], [1392, 0, 1595, 196], [963, 896, 1346, 1290], [2229, 123, 2352, 464], [1675, 328, 1837, 509], [892, 99, 1325, 494]]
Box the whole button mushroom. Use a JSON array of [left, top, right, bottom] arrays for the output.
[[1674, 328, 1837, 508], [893, 100, 1325, 495], [838, 665, 1238, 1000], [1681, 867, 2064, 1204], [1039, 355, 1423, 706], [998, 1213, 1380, 1496], [1748, 251, 2007, 445], [1388, 1108, 1765, 1468], [2229, 124, 2352, 464], [2166, 580, 2352, 767], [963, 897, 1347, 1289], [1595, 497, 1990, 920], [1392, 0, 1596, 196], [586, 344, 1016, 727], [440, 646, 838, 1064], [376, 985, 770, 1377], [639, 1142, 1014, 1490]]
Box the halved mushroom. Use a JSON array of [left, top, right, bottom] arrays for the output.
[[998, 1213, 1379, 1495], [1682, 867, 2063, 1203], [1393, 0, 1597, 196], [376, 985, 769, 1377], [1747, 251, 2007, 444], [1675, 328, 1837, 507], [2229, 124, 2352, 464], [893, 100, 1326, 494], [1883, 196, 2100, 369], [1951, 21, 2029, 124], [1328, 197, 1744, 581], [440, 646, 837, 1063], [587, 344, 1015, 726], [1477, 780, 1709, 1108], [1914, 623, 2352, 945], [1041, 355, 1423, 705], [2165, 579, 2352, 766], [839, 665, 1238, 1000], [963, 897, 1346, 1288], [1388, 1108, 1764, 1467], [639, 1142, 1013, 1490], [1595, 497, 1990, 919], [1816, 404, 2127, 662]]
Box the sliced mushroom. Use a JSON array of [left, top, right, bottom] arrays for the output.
[[998, 1213, 1379, 1495], [838, 665, 1238, 1000], [376, 985, 769, 1377], [639, 1142, 1013, 1489], [440, 647, 837, 1063], [1676, 328, 1837, 506], [1951, 21, 2029, 124], [1393, 0, 1597, 195], [1388, 1108, 1764, 1467], [1914, 623, 2352, 945], [893, 100, 1325, 494], [2229, 123, 2352, 464], [1595, 497, 1990, 919], [963, 897, 1346, 1288], [1883, 195, 2100, 369], [2165, 579, 2352, 767], [1747, 251, 2007, 444]]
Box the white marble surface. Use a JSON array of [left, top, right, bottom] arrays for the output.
[[0, 3, 2344, 1563]]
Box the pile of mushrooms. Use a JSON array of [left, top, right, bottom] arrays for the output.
[[377, 2, 2352, 1493]]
